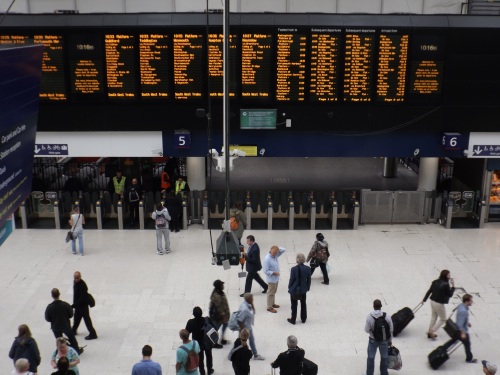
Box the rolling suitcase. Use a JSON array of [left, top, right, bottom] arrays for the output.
[[392, 302, 423, 337], [428, 338, 461, 370]]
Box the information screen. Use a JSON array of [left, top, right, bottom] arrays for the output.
[[376, 31, 409, 102], [0, 35, 29, 44], [105, 34, 136, 99], [310, 29, 341, 102], [68, 34, 105, 101], [173, 33, 204, 100], [33, 34, 67, 101], [276, 28, 307, 101], [241, 32, 272, 99], [208, 33, 238, 97], [343, 30, 376, 102], [139, 34, 169, 99]]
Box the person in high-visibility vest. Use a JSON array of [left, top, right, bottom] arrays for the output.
[[175, 176, 189, 196], [113, 170, 126, 197]]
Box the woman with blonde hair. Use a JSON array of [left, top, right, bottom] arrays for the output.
[[229, 329, 253, 375], [50, 338, 80, 375]]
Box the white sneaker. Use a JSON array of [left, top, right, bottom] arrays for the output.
[[156, 251, 163, 255], [253, 354, 265, 360], [166, 249, 171, 254]]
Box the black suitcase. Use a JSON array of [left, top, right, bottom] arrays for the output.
[[303, 358, 318, 375], [428, 338, 461, 370], [392, 303, 423, 337]]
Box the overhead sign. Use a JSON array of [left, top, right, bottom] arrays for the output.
[[472, 145, 500, 157], [34, 144, 68, 156], [442, 132, 462, 151], [240, 109, 277, 130], [230, 145, 258, 157], [467, 133, 500, 158]]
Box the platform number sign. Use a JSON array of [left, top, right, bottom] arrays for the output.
[[175, 132, 191, 149], [442, 133, 462, 151]]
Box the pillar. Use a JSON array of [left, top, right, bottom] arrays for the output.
[[383, 157, 398, 178], [418, 157, 439, 191], [187, 157, 206, 190]]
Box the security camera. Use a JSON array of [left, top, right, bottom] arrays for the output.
[[413, 148, 420, 157], [259, 148, 266, 156], [463, 149, 470, 157], [230, 149, 246, 157], [209, 149, 219, 157]]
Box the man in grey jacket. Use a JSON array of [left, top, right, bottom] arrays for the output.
[[364, 299, 393, 375]]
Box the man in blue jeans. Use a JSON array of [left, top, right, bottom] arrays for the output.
[[456, 294, 477, 363], [364, 299, 393, 375]]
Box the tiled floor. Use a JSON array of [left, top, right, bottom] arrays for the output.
[[0, 224, 499, 375]]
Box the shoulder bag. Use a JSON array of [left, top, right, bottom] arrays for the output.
[[443, 306, 460, 339], [65, 214, 81, 243]]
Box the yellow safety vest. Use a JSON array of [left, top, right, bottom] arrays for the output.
[[175, 180, 186, 195], [113, 176, 126, 195]]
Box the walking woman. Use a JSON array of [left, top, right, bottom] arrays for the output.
[[209, 279, 230, 348], [9, 324, 41, 374], [306, 233, 330, 285], [69, 206, 85, 256], [422, 269, 455, 339]]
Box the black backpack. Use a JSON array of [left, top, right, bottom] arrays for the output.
[[372, 312, 391, 342]]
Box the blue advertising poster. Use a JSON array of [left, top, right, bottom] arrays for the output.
[[0, 45, 44, 232]]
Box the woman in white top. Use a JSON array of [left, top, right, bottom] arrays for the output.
[[69, 206, 85, 256]]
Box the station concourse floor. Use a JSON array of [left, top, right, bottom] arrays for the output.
[[0, 224, 499, 375]]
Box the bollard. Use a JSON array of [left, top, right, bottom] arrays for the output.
[[478, 200, 486, 229], [139, 201, 145, 230], [203, 200, 209, 230], [182, 200, 188, 230], [288, 200, 295, 230], [352, 201, 360, 230], [54, 201, 61, 229], [445, 199, 453, 229], [331, 201, 338, 230], [96, 201, 103, 230], [309, 200, 316, 230], [20, 200, 28, 229], [117, 201, 124, 230], [245, 200, 252, 230], [267, 200, 273, 230]]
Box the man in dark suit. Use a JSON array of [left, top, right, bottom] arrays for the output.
[[72, 271, 98, 340], [240, 235, 268, 297], [45, 288, 82, 354], [287, 253, 312, 324]]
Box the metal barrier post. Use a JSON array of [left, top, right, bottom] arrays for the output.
[[96, 201, 103, 230], [352, 201, 360, 230], [310, 200, 316, 230], [20, 200, 28, 229], [288, 200, 295, 230], [245, 201, 252, 230], [444, 199, 453, 229], [182, 200, 188, 230], [203, 200, 209, 230], [267, 200, 273, 230], [117, 201, 124, 230], [478, 200, 486, 229], [331, 201, 338, 230], [54, 201, 61, 229], [139, 201, 145, 230]]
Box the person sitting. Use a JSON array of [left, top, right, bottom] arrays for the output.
[[271, 335, 305, 375]]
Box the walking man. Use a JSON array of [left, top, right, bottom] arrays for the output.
[[72, 271, 97, 340], [240, 235, 268, 297], [45, 288, 82, 354], [263, 245, 286, 313], [456, 294, 477, 363], [152, 203, 172, 255], [364, 299, 393, 375], [131, 345, 162, 375]]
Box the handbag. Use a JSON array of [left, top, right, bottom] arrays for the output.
[[309, 257, 319, 268], [65, 214, 81, 243], [87, 293, 96, 308], [227, 344, 243, 361], [388, 345, 403, 370], [227, 311, 240, 331], [443, 307, 460, 339]]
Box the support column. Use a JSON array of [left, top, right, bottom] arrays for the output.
[[187, 157, 206, 190], [418, 157, 439, 191], [383, 157, 398, 178]]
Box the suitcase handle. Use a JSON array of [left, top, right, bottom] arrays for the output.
[[413, 302, 424, 314]]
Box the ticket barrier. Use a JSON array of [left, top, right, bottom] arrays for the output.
[[203, 200, 209, 230], [245, 200, 252, 230], [350, 200, 360, 230], [288, 200, 295, 230], [117, 201, 124, 230], [267, 199, 273, 230], [95, 201, 103, 230], [477, 200, 487, 229], [139, 201, 145, 230], [182, 200, 188, 230], [308, 200, 317, 230], [329, 201, 338, 230], [443, 199, 454, 229], [19, 200, 28, 229], [54, 200, 61, 229]]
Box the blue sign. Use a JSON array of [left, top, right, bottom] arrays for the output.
[[34, 144, 69, 156], [0, 218, 13, 247], [174, 133, 191, 149], [442, 132, 462, 151], [0, 45, 44, 229], [472, 145, 500, 157]]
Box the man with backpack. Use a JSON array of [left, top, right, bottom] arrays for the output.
[[364, 299, 393, 375], [151, 203, 172, 255], [176, 329, 200, 375]]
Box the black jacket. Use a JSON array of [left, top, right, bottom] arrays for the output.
[[245, 242, 262, 273], [73, 279, 90, 308], [271, 347, 306, 375], [45, 300, 73, 331], [9, 337, 41, 373], [423, 279, 455, 304], [230, 338, 253, 375], [185, 316, 206, 349], [288, 264, 312, 295]]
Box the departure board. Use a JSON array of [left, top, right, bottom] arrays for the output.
[[173, 33, 204, 100], [208, 33, 238, 97], [344, 30, 375, 102], [68, 34, 105, 101], [34, 35, 67, 101], [241, 32, 272, 98], [310, 29, 341, 102], [376, 31, 409, 102], [0, 35, 29, 44], [105, 34, 136, 99], [276, 29, 307, 101], [139, 34, 169, 99]]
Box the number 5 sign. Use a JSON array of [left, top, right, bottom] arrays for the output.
[[174, 131, 191, 149], [442, 132, 462, 151]]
